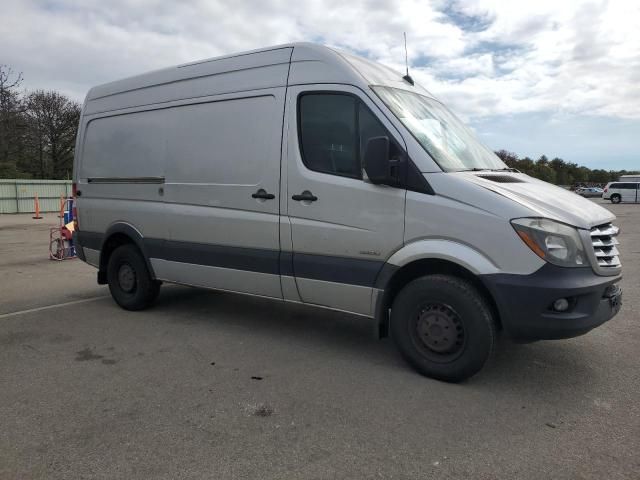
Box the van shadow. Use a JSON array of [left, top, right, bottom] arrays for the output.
[[154, 286, 397, 367], [469, 334, 603, 395], [153, 286, 604, 394]]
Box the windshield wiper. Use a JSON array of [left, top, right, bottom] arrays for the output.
[[455, 167, 521, 173]]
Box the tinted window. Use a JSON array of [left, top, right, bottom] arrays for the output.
[[358, 103, 404, 163], [358, 103, 387, 156], [299, 94, 359, 178], [299, 93, 403, 179]]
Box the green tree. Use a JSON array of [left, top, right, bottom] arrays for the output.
[[550, 157, 569, 185], [534, 162, 556, 183], [493, 150, 637, 186], [495, 149, 519, 169], [589, 169, 610, 184]]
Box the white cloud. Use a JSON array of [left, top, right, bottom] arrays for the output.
[[424, 0, 640, 119], [2, 0, 639, 124]]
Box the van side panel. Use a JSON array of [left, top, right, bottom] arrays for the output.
[[85, 47, 293, 115], [150, 259, 283, 299], [283, 84, 407, 316], [160, 91, 284, 297], [77, 110, 169, 242], [82, 111, 166, 178], [165, 94, 281, 235], [77, 72, 287, 299], [403, 190, 545, 276]]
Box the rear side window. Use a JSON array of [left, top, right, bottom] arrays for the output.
[[298, 93, 403, 179]]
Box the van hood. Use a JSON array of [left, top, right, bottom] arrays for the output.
[[459, 172, 615, 229]]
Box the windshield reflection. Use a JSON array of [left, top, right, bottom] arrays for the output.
[[372, 86, 507, 172]]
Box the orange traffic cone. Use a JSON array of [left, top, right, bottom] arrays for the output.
[[32, 193, 43, 219]]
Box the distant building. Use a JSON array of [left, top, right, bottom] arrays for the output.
[[619, 174, 640, 182]]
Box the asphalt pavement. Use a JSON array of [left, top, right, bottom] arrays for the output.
[[1, 201, 639, 479]]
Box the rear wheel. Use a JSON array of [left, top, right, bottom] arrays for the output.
[[390, 274, 496, 382], [611, 194, 621, 204], [107, 244, 160, 310]]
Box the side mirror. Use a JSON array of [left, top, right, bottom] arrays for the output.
[[363, 136, 400, 185]]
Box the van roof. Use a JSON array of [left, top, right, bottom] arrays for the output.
[[84, 42, 434, 115]]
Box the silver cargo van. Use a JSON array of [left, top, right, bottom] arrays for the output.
[[72, 43, 622, 381]]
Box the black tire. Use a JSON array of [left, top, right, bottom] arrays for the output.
[[107, 244, 160, 311], [390, 274, 495, 382], [610, 194, 621, 204]]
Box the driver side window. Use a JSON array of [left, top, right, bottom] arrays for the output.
[[298, 92, 401, 179], [298, 93, 359, 178]]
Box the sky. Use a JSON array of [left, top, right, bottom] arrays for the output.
[[2, 0, 638, 170]]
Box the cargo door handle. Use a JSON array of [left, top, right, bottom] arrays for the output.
[[252, 188, 275, 200], [291, 191, 318, 202]]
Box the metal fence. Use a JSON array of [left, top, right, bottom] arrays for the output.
[[0, 180, 73, 214]]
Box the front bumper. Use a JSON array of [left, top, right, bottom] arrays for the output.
[[482, 264, 622, 340]]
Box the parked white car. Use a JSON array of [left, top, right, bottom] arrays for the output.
[[72, 43, 623, 381], [603, 182, 640, 203], [576, 187, 604, 198]]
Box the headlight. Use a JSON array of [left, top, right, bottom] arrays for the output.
[[511, 218, 588, 267]]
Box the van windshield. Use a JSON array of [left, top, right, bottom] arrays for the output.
[[372, 86, 507, 172]]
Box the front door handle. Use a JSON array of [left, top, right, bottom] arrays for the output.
[[291, 190, 318, 202], [252, 188, 275, 200]]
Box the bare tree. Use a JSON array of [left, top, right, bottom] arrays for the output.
[[0, 65, 25, 177], [24, 90, 81, 179]]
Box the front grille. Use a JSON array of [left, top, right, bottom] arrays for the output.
[[590, 223, 621, 268]]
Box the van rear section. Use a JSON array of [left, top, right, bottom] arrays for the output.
[[73, 43, 622, 382]]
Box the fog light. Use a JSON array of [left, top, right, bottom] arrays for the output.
[[553, 298, 570, 312]]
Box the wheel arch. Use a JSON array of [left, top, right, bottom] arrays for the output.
[[98, 223, 155, 284], [374, 241, 502, 338]]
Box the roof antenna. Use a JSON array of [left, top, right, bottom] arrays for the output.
[[403, 32, 414, 86]]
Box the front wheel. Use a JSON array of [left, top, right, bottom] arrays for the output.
[[390, 274, 496, 382], [107, 244, 160, 310], [610, 194, 621, 204]]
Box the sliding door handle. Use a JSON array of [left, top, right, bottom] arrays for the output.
[[291, 191, 318, 202], [252, 189, 275, 200]]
